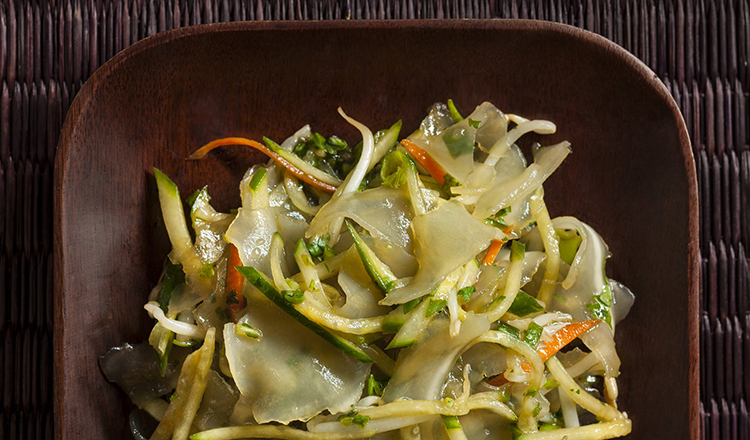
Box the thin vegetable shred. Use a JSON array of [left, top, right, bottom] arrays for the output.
[[100, 101, 635, 440]]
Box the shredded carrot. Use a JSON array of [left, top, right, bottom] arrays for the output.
[[482, 239, 506, 266], [187, 137, 337, 193], [226, 244, 247, 323], [536, 319, 602, 362], [400, 139, 449, 185], [486, 319, 602, 387]]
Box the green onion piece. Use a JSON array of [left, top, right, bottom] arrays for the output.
[[495, 321, 521, 340], [447, 99, 464, 123], [282, 289, 305, 305], [467, 118, 481, 129], [425, 299, 447, 317], [457, 286, 476, 303], [510, 240, 526, 263], [366, 374, 385, 397], [235, 322, 262, 340], [523, 322, 544, 349], [248, 167, 268, 192], [485, 207, 512, 229], [441, 415, 462, 430], [508, 291, 544, 317]]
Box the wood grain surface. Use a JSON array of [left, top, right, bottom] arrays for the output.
[[54, 19, 697, 440]]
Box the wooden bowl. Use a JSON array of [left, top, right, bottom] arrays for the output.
[[54, 20, 698, 439]]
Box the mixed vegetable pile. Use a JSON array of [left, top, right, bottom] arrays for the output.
[[101, 101, 635, 440]]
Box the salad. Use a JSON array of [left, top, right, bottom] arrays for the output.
[[100, 100, 635, 440]]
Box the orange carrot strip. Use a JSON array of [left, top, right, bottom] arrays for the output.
[[485, 319, 602, 387], [482, 239, 506, 266], [400, 139, 449, 185], [226, 244, 247, 323], [536, 319, 602, 362], [188, 137, 338, 194]]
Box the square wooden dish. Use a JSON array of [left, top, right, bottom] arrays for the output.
[[54, 20, 698, 439]]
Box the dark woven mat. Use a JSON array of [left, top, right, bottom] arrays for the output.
[[1, 0, 746, 439]]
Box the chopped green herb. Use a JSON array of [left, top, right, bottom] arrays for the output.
[[467, 118, 481, 129], [522, 322, 544, 349], [286, 131, 356, 180], [366, 374, 385, 397], [525, 387, 538, 397], [425, 299, 447, 317], [457, 286, 476, 303], [337, 411, 370, 429], [447, 99, 464, 123], [509, 291, 544, 317], [485, 207, 512, 230], [532, 402, 542, 417], [442, 126, 474, 158], [306, 235, 330, 259], [282, 289, 305, 305], [380, 150, 411, 189], [587, 273, 613, 326], [543, 378, 559, 389], [441, 415, 462, 430]]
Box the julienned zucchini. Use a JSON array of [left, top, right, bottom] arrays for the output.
[[386, 298, 433, 349], [154, 168, 203, 274], [345, 221, 399, 293], [372, 120, 403, 163], [382, 304, 408, 334], [236, 266, 374, 363]]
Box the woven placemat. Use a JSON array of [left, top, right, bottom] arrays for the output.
[[1, 1, 746, 439]]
